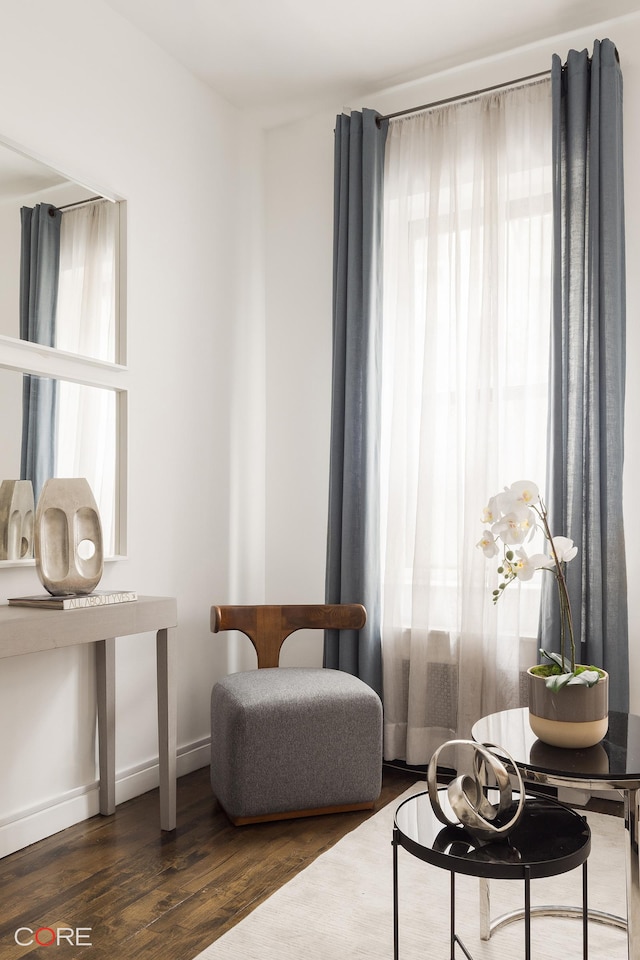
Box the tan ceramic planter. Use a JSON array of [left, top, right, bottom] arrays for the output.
[[527, 666, 609, 749]]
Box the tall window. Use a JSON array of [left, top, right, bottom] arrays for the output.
[[380, 79, 553, 764]]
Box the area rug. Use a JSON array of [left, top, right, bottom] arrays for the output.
[[193, 782, 627, 959]]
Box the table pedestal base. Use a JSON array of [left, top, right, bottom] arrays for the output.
[[479, 876, 624, 939]]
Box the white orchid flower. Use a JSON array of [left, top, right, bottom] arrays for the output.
[[535, 536, 578, 567], [549, 536, 578, 563], [491, 505, 534, 545], [508, 480, 540, 506], [511, 549, 538, 581], [476, 531, 499, 558], [495, 481, 539, 516], [481, 496, 500, 525]]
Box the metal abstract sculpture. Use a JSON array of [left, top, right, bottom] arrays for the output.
[[427, 739, 525, 841]]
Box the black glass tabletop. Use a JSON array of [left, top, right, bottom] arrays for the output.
[[472, 707, 640, 783], [394, 789, 590, 880]]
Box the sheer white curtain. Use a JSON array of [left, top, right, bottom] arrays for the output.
[[55, 200, 118, 554], [381, 80, 553, 765], [56, 199, 118, 360]]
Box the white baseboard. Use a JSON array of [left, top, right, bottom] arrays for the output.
[[0, 737, 211, 860]]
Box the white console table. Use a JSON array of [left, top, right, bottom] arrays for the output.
[[0, 595, 178, 832]]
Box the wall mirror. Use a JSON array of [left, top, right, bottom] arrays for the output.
[[0, 368, 123, 558], [0, 135, 127, 566], [0, 138, 125, 364]]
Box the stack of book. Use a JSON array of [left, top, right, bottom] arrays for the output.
[[8, 590, 137, 610]]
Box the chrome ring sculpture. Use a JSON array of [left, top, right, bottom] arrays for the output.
[[427, 739, 525, 841]]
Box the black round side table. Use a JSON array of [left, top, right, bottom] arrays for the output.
[[393, 789, 591, 960]]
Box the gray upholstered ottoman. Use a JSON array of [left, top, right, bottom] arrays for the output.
[[210, 666, 383, 824]]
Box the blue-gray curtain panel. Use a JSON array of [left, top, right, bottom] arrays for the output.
[[542, 39, 629, 710], [324, 109, 388, 696], [20, 203, 62, 504]]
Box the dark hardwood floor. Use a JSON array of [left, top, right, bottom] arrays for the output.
[[0, 765, 418, 960]]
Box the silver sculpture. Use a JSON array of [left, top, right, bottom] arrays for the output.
[[427, 739, 525, 841]]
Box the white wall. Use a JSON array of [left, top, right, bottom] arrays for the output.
[[0, 0, 266, 855], [263, 114, 336, 667], [264, 14, 640, 701]]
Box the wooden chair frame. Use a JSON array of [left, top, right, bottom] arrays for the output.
[[210, 603, 366, 668]]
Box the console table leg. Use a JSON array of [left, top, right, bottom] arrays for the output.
[[157, 626, 177, 832], [625, 786, 640, 960], [96, 637, 116, 816]]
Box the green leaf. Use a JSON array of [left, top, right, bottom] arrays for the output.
[[545, 672, 574, 691], [540, 649, 572, 672], [567, 670, 601, 687]]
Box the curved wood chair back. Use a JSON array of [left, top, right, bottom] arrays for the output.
[[210, 603, 366, 669]]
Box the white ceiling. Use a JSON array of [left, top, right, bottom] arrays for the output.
[[103, 0, 640, 125]]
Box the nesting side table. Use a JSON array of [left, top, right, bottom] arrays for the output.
[[393, 789, 591, 960], [473, 706, 637, 959]]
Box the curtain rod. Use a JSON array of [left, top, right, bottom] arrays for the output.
[[375, 69, 551, 126], [57, 194, 105, 211]]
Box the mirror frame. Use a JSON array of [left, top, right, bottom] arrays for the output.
[[0, 134, 128, 566]]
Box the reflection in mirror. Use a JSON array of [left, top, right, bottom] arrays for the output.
[[0, 139, 122, 363], [0, 479, 34, 560], [0, 367, 119, 557]]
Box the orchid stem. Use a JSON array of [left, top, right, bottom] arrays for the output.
[[534, 499, 576, 674]]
